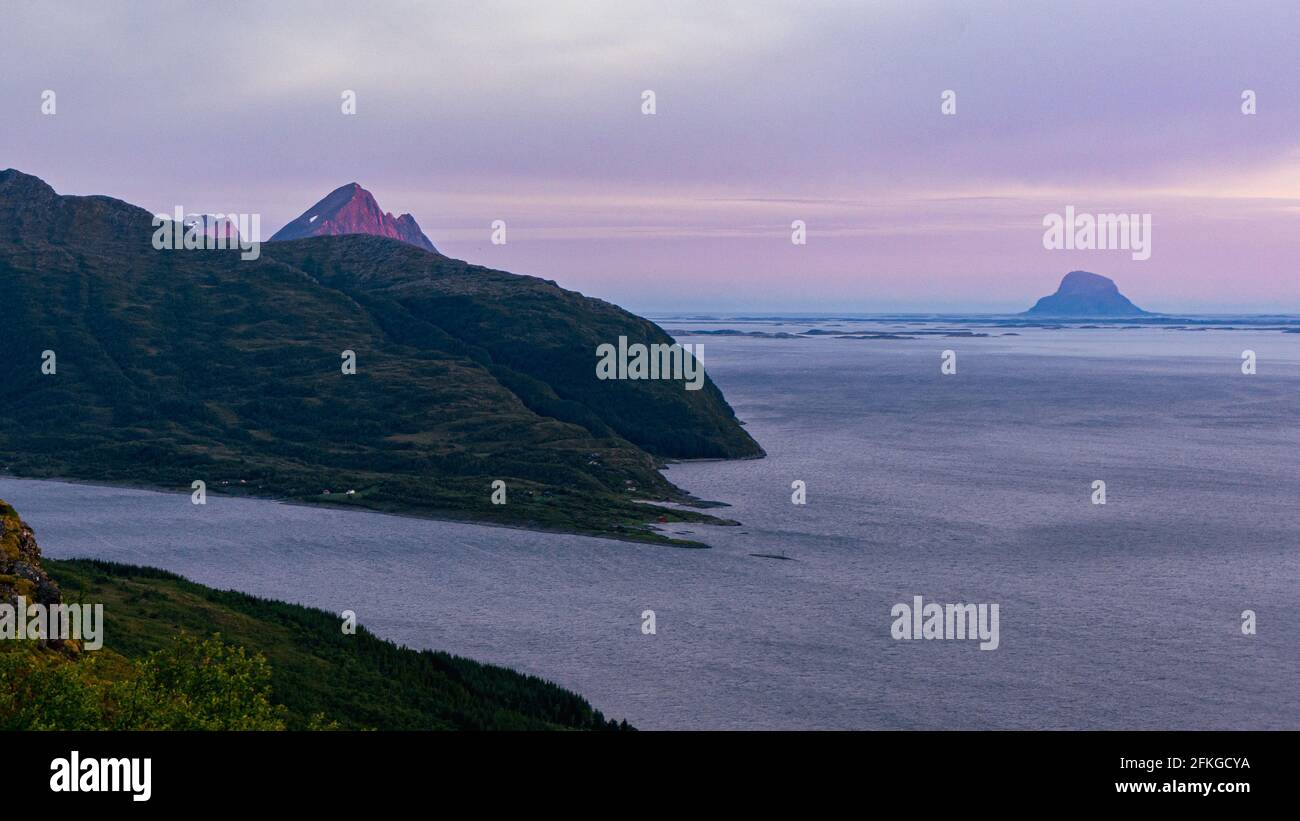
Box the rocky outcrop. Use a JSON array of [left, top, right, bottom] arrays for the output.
[[0, 499, 61, 611], [0, 499, 76, 651]]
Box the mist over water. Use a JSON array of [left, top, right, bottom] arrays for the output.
[[3, 319, 1297, 729]]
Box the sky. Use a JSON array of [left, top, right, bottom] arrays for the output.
[[2, 0, 1299, 313]]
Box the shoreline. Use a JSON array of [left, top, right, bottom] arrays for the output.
[[0, 471, 736, 550]]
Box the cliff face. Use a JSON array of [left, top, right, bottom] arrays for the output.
[[0, 499, 61, 609]]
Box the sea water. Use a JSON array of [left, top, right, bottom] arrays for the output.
[[3, 318, 1297, 729]]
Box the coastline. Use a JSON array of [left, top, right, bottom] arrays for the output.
[[0, 471, 737, 549]]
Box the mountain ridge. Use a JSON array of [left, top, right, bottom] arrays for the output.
[[0, 169, 761, 544]]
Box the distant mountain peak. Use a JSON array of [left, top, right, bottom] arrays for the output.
[[1023, 270, 1149, 317], [270, 182, 437, 252], [184, 213, 240, 240]]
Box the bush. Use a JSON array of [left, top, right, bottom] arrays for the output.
[[0, 633, 286, 730]]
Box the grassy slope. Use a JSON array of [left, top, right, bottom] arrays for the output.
[[44, 558, 625, 730], [0, 170, 759, 543]]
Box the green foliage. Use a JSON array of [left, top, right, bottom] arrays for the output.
[[0, 633, 285, 730], [113, 633, 287, 730]]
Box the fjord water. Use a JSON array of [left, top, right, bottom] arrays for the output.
[[3, 321, 1297, 729]]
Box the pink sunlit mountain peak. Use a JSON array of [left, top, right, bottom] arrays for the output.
[[270, 182, 436, 252]]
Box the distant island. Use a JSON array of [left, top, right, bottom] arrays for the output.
[[1023, 271, 1149, 317]]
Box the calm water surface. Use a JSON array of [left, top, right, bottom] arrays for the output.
[[3, 320, 1297, 729]]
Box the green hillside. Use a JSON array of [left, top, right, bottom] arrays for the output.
[[0, 169, 760, 543], [3, 557, 625, 730]]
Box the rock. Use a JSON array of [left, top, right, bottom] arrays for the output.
[[0, 499, 60, 605]]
